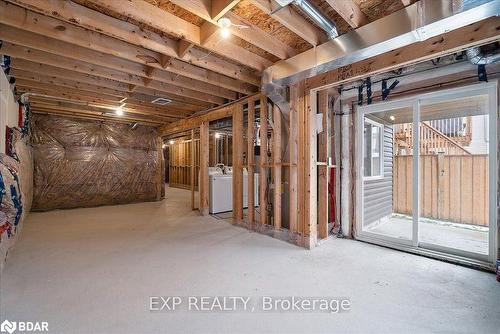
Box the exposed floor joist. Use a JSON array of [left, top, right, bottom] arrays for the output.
[[0, 2, 259, 91], [5, 0, 264, 81], [170, 0, 298, 60], [73, 0, 272, 71], [249, 0, 327, 46]]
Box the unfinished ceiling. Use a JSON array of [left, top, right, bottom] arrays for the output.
[[0, 0, 409, 126]]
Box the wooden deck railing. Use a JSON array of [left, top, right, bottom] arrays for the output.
[[395, 122, 471, 156]]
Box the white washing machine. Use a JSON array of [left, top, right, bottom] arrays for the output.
[[209, 172, 259, 214]]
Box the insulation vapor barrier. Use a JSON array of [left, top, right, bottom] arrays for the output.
[[31, 114, 161, 211]]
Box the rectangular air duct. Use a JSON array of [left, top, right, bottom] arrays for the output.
[[262, 0, 499, 89]]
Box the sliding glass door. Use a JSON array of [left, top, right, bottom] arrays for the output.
[[360, 103, 415, 246], [357, 83, 497, 265]]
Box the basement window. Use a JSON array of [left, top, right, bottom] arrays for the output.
[[363, 118, 383, 178]]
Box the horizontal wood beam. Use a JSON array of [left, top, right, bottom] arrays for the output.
[[5, 0, 259, 86], [11, 70, 189, 119], [212, 0, 240, 21], [15, 81, 192, 118], [12, 64, 225, 105], [225, 11, 298, 59], [306, 17, 500, 90], [325, 0, 368, 29], [79, 0, 272, 71], [159, 94, 261, 136], [171, 0, 296, 59], [29, 95, 189, 119], [30, 99, 176, 121], [2, 43, 229, 109], [249, 0, 327, 46], [13, 70, 211, 108], [31, 108, 163, 125], [0, 2, 259, 90]]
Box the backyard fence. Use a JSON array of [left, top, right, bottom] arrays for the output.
[[393, 154, 489, 226]]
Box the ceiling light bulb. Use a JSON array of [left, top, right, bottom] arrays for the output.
[[220, 27, 230, 39], [169, 140, 174, 145], [214, 132, 221, 139], [218, 17, 231, 28], [115, 107, 124, 116], [389, 115, 396, 121]]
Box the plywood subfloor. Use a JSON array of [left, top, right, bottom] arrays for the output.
[[1, 186, 499, 333]]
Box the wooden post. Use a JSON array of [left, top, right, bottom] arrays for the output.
[[199, 121, 209, 215], [156, 136, 163, 200], [297, 81, 306, 240], [191, 129, 195, 210], [273, 104, 282, 230], [247, 98, 255, 225], [307, 88, 318, 248], [318, 91, 329, 239], [297, 83, 317, 247], [289, 85, 298, 233], [233, 103, 244, 220], [259, 96, 268, 225]]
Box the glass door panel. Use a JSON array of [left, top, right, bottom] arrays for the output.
[[418, 94, 490, 257], [361, 106, 414, 243]]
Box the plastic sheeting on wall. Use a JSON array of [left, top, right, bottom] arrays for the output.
[[31, 114, 161, 211]]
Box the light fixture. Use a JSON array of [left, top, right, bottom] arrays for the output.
[[389, 115, 396, 121], [115, 103, 126, 116], [169, 139, 174, 145], [214, 132, 221, 139], [162, 143, 166, 148], [220, 28, 230, 39], [218, 17, 231, 39]]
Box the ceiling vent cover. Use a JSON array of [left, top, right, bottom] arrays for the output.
[[151, 97, 172, 105]]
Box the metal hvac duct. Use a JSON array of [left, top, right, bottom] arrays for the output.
[[262, 0, 500, 90], [467, 45, 500, 64], [284, 0, 339, 39]]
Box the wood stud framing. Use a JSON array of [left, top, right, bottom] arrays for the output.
[[1, 0, 496, 250], [232, 103, 244, 221], [199, 122, 210, 216], [272, 104, 282, 230], [317, 91, 329, 240], [247, 99, 256, 225], [191, 130, 196, 210], [259, 96, 268, 226]]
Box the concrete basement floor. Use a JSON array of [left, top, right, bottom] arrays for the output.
[[1, 186, 499, 334]]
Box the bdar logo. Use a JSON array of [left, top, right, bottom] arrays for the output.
[[0, 320, 16, 334]]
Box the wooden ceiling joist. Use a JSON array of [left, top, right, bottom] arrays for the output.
[[74, 0, 272, 71], [15, 77, 211, 109], [0, 1, 260, 90], [249, 0, 327, 46], [31, 108, 164, 126], [212, 0, 241, 21], [5, 0, 266, 75], [159, 94, 261, 136], [170, 0, 297, 59], [16, 85, 197, 120], [2, 43, 241, 104], [325, 0, 369, 28], [29, 95, 192, 119], [30, 99, 178, 122], [11, 65, 225, 106]]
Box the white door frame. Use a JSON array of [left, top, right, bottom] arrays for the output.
[[355, 81, 498, 267]]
